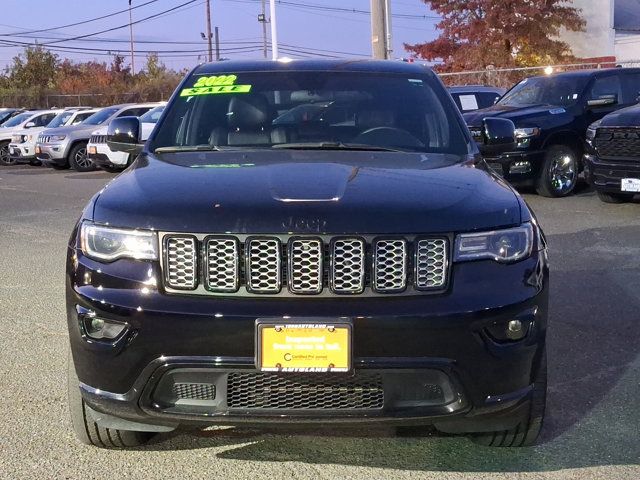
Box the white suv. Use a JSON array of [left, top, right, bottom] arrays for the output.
[[88, 104, 165, 172], [0, 110, 61, 166], [10, 108, 98, 166]]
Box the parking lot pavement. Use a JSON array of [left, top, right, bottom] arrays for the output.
[[0, 165, 638, 480]]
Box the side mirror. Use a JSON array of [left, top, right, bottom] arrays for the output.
[[478, 117, 516, 155], [587, 94, 617, 107], [106, 116, 143, 154], [24, 121, 35, 128]]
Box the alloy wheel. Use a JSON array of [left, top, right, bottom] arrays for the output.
[[549, 153, 577, 194], [0, 144, 14, 166], [74, 148, 92, 169]]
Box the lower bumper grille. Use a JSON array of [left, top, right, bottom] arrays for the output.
[[226, 372, 385, 410]]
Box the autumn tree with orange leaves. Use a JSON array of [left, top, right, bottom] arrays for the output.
[[406, 0, 585, 72]]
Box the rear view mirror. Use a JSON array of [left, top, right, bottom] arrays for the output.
[[587, 94, 617, 107], [478, 117, 516, 155], [107, 117, 143, 154]]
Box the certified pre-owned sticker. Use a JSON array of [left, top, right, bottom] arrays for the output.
[[180, 74, 252, 97]]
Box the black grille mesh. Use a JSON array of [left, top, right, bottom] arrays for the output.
[[173, 382, 216, 400], [226, 372, 384, 410], [595, 128, 640, 160]]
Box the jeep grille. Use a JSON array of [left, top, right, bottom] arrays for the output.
[[160, 234, 450, 296]]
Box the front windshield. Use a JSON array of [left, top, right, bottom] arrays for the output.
[[499, 76, 589, 107], [0, 110, 16, 125], [151, 70, 467, 155], [83, 107, 118, 126], [47, 111, 73, 128], [140, 105, 165, 124], [2, 112, 32, 128]]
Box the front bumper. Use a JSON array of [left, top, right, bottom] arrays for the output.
[[36, 142, 68, 165], [88, 143, 128, 169], [583, 154, 640, 193], [67, 244, 549, 432], [482, 150, 545, 183], [9, 144, 36, 163]]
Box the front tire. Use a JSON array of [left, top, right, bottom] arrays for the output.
[[472, 347, 547, 447], [69, 143, 95, 172], [535, 145, 578, 198], [0, 141, 15, 166], [67, 352, 154, 448], [596, 190, 635, 204]]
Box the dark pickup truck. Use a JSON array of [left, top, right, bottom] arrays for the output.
[[464, 68, 640, 197], [584, 103, 640, 203]]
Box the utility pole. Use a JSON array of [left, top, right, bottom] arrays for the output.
[[269, 0, 278, 60], [384, 0, 393, 59], [214, 26, 220, 61], [206, 0, 214, 62], [128, 0, 135, 74], [370, 0, 390, 59], [260, 0, 268, 59]]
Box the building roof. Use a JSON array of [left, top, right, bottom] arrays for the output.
[[615, 0, 640, 32]]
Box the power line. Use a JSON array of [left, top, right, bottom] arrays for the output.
[[0, 0, 162, 36], [36, 0, 201, 46]]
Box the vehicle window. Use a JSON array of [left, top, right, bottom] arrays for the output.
[[73, 111, 95, 124], [47, 112, 74, 128], [152, 71, 468, 155], [119, 107, 153, 118], [451, 94, 480, 112], [499, 76, 588, 107], [139, 105, 165, 123], [477, 92, 501, 109], [588, 75, 623, 102], [2, 112, 32, 128], [83, 107, 119, 125], [33, 113, 57, 127], [0, 110, 16, 125], [620, 73, 640, 104]]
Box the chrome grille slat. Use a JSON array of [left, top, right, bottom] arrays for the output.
[[416, 239, 448, 289], [161, 234, 449, 296], [373, 239, 407, 292], [246, 238, 281, 293], [205, 237, 239, 292], [165, 236, 197, 289], [89, 134, 107, 144], [331, 238, 365, 294], [289, 238, 323, 294]]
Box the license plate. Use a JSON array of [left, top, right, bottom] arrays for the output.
[[35, 146, 41, 154], [256, 320, 351, 373], [88, 146, 97, 155], [621, 178, 640, 193]]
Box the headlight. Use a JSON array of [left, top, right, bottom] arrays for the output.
[[586, 120, 602, 141], [51, 135, 66, 141], [454, 224, 533, 263], [514, 127, 540, 139], [80, 222, 158, 262]]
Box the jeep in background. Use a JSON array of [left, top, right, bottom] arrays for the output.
[[36, 103, 160, 172], [0, 110, 61, 166], [66, 60, 549, 449], [584, 103, 640, 203], [10, 108, 98, 166], [464, 68, 640, 197]]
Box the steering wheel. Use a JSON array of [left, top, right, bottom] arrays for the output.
[[351, 127, 425, 148]]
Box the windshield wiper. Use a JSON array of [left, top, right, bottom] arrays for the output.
[[154, 145, 226, 153], [271, 142, 413, 153]]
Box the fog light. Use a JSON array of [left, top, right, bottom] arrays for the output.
[[507, 320, 525, 340], [77, 306, 129, 341]]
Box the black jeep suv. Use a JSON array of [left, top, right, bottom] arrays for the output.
[[464, 68, 640, 197], [66, 60, 549, 448], [583, 103, 640, 203]]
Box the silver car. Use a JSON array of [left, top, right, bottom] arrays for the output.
[[36, 103, 161, 171]]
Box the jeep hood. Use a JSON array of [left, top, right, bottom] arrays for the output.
[[92, 150, 522, 234]]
